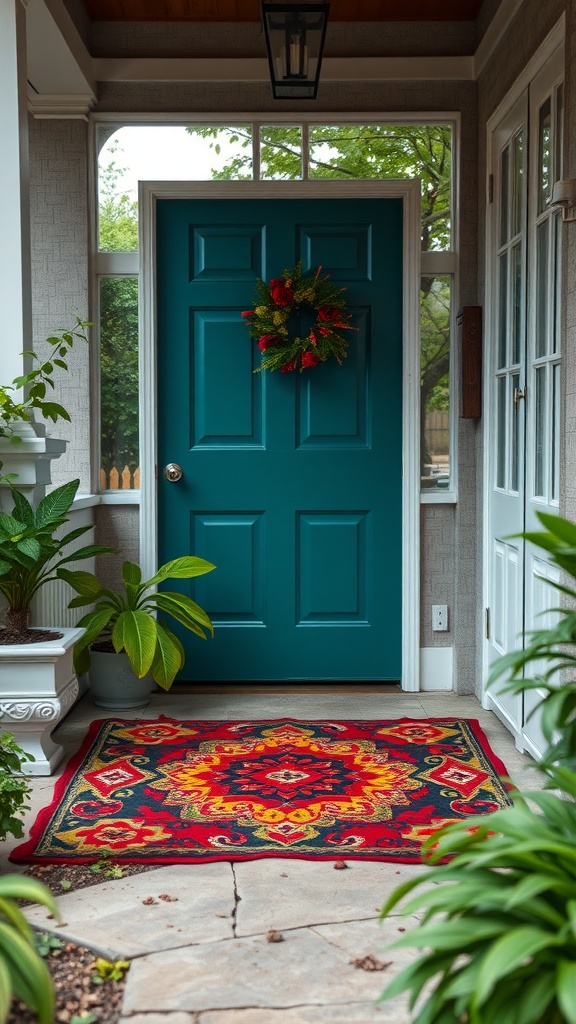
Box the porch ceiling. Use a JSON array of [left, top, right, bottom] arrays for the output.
[[79, 0, 485, 22]]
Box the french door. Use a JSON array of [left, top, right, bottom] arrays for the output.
[[485, 47, 564, 755]]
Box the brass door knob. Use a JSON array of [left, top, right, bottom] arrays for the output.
[[163, 463, 183, 482]]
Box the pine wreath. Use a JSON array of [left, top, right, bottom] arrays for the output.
[[242, 262, 356, 373]]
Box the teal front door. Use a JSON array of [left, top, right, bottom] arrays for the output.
[[156, 196, 403, 681]]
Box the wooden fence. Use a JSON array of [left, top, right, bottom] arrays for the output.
[[100, 466, 140, 490]]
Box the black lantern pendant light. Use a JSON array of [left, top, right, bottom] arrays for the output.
[[262, 2, 330, 100]]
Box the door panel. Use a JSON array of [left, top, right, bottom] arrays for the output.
[[156, 197, 403, 681], [486, 47, 564, 751]]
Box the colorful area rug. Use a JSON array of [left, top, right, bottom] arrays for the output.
[[11, 717, 512, 865]]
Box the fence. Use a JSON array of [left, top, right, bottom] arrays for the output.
[[425, 410, 449, 458], [100, 466, 140, 490]]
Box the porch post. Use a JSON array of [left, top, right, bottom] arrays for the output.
[[0, 0, 32, 387]]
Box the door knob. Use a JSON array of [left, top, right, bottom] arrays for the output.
[[163, 463, 183, 482]]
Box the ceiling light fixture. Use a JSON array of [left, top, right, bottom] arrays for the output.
[[262, 2, 330, 100]]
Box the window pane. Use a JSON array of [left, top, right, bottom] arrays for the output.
[[552, 362, 560, 502], [534, 365, 546, 497], [500, 144, 510, 246], [99, 277, 139, 490], [498, 253, 508, 368], [260, 125, 302, 179], [511, 372, 520, 493], [555, 83, 564, 184], [536, 219, 549, 358], [496, 376, 506, 489], [513, 131, 524, 238], [538, 97, 552, 215], [512, 243, 523, 365], [420, 276, 451, 490], [97, 125, 253, 250], [309, 123, 452, 250]]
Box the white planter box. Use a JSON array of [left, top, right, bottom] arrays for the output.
[[0, 627, 84, 775]]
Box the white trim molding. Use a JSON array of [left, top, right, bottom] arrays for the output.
[[139, 179, 421, 691], [420, 647, 454, 691], [96, 55, 474, 84]]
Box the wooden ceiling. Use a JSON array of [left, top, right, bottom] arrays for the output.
[[80, 1, 486, 22]]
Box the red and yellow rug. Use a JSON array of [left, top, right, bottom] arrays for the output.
[[11, 717, 512, 865]]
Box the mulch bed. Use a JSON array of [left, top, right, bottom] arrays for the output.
[[12, 862, 158, 1024]]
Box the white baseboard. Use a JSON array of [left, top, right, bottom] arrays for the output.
[[420, 647, 454, 691]]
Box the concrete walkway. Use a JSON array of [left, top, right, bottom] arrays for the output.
[[2, 689, 542, 1023]]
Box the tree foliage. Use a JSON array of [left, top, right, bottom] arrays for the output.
[[98, 148, 139, 481]]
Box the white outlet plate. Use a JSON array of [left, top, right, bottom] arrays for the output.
[[432, 604, 448, 631]]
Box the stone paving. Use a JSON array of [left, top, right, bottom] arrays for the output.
[[2, 689, 542, 1023]]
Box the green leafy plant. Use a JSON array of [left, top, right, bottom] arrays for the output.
[[92, 957, 130, 983], [0, 732, 33, 840], [0, 478, 112, 638], [379, 769, 576, 1024], [0, 318, 89, 440], [0, 874, 59, 1024], [89, 858, 124, 879], [59, 556, 216, 689], [70, 1015, 98, 1024], [379, 512, 576, 1024], [32, 931, 66, 958]]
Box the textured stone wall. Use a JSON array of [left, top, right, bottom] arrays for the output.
[[28, 117, 91, 493]]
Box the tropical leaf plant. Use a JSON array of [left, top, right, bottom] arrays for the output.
[[379, 512, 576, 1023], [0, 478, 112, 638], [59, 556, 216, 689], [0, 874, 59, 1024], [379, 768, 576, 1024]]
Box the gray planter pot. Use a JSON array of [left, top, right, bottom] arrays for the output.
[[89, 650, 152, 710]]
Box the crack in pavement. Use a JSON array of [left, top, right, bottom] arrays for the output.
[[231, 862, 241, 937]]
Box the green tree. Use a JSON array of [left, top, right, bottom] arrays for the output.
[[98, 144, 138, 253], [99, 277, 139, 482], [97, 147, 139, 483], [186, 123, 452, 251]]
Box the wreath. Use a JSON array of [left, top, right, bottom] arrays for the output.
[[242, 262, 356, 373]]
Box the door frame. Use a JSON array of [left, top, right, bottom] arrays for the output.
[[139, 179, 421, 690]]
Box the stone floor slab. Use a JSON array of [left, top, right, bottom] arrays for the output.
[[234, 859, 425, 935], [24, 863, 235, 958], [121, 919, 418, 1015], [120, 1015, 195, 1024], [200, 1001, 402, 1023]]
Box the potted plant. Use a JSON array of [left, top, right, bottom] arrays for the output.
[[0, 478, 112, 773], [379, 511, 576, 1024], [0, 319, 89, 504], [58, 556, 216, 709]]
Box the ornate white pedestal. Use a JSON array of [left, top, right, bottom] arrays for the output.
[[0, 421, 66, 510], [0, 628, 84, 775]]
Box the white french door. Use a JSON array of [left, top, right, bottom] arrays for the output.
[[485, 45, 564, 755]]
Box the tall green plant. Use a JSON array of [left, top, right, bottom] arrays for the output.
[[0, 875, 59, 1023], [0, 478, 111, 637], [379, 512, 576, 1024]]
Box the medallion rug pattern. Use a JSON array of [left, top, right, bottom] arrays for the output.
[[11, 717, 512, 865]]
